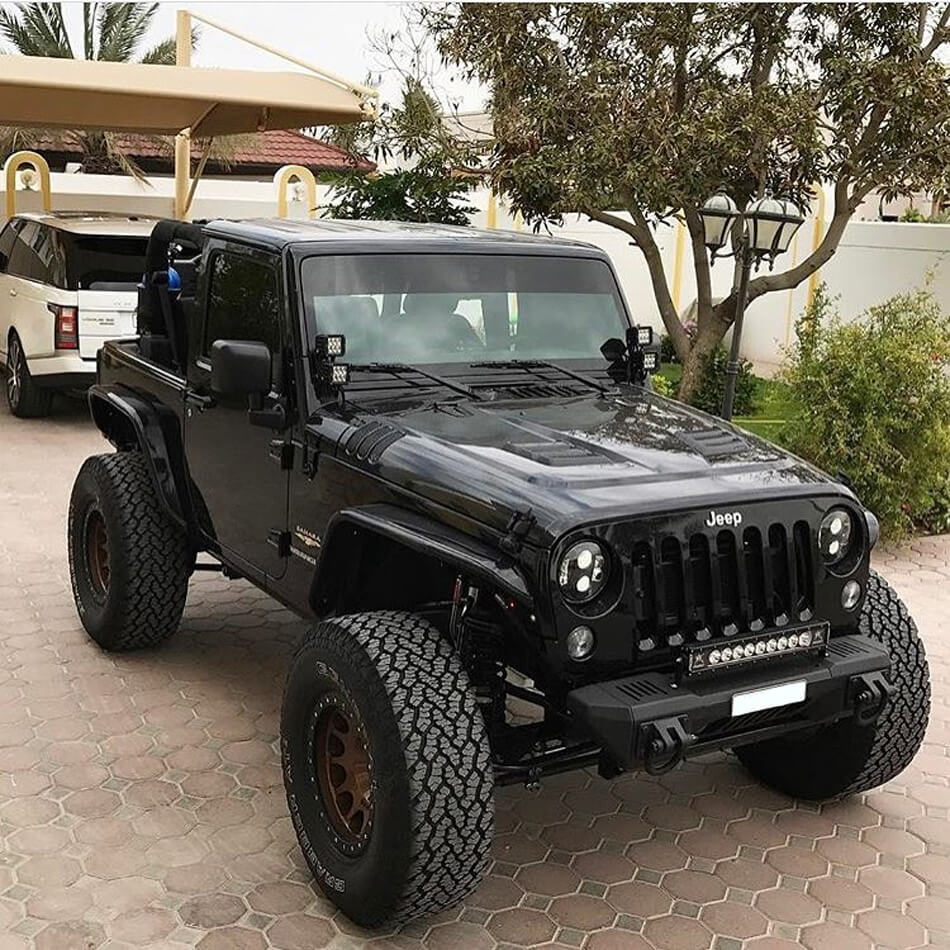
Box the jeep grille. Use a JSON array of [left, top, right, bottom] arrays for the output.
[[631, 521, 814, 653]]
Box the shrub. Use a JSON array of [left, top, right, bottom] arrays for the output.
[[782, 284, 950, 539], [660, 333, 678, 363], [686, 345, 758, 417], [651, 372, 675, 398]]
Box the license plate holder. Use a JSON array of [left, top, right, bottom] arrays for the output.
[[731, 679, 807, 716]]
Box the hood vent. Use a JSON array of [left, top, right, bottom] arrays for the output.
[[680, 427, 750, 459], [503, 438, 604, 467], [343, 420, 405, 463], [481, 381, 589, 400]]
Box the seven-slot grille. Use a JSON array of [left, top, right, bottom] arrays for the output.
[[631, 521, 814, 653]]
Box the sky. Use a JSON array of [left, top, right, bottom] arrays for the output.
[[50, 1, 486, 113]]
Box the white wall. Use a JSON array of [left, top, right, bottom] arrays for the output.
[[470, 191, 950, 376], [6, 172, 949, 377]]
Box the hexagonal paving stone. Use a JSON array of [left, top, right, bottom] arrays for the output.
[[858, 864, 925, 900], [754, 887, 822, 925], [516, 862, 581, 897], [179, 893, 247, 928], [572, 850, 636, 885], [663, 869, 727, 904], [800, 921, 873, 950], [856, 908, 926, 948], [807, 875, 874, 913], [247, 881, 314, 915], [266, 913, 336, 950], [606, 880, 673, 918], [700, 901, 768, 939], [643, 914, 713, 950], [487, 907, 557, 945]]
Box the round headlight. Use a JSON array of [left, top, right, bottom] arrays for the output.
[[818, 509, 854, 566], [558, 540, 609, 603]]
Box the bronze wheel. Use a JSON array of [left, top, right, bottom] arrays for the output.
[[312, 694, 374, 852], [84, 508, 110, 597]]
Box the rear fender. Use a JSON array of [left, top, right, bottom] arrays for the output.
[[310, 504, 532, 617], [87, 385, 192, 533]]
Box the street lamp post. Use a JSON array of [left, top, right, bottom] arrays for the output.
[[698, 194, 805, 420]]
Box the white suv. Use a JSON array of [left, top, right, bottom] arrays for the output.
[[0, 212, 153, 417]]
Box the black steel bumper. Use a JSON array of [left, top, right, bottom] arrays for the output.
[[567, 634, 892, 773]]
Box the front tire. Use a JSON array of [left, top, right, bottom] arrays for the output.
[[281, 611, 494, 927], [68, 452, 190, 650], [5, 333, 52, 418], [736, 571, 930, 799]]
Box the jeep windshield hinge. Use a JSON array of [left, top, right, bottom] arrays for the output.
[[267, 529, 291, 557], [301, 442, 319, 480], [499, 509, 536, 554], [269, 440, 294, 471]]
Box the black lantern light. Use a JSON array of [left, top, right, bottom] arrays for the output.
[[696, 191, 806, 420]]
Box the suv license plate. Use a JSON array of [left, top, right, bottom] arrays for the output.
[[731, 680, 806, 717]]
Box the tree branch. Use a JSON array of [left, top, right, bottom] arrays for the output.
[[586, 208, 689, 358], [745, 180, 852, 302], [922, 3, 950, 56], [683, 206, 714, 315]]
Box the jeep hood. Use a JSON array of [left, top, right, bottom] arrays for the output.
[[337, 388, 849, 544]]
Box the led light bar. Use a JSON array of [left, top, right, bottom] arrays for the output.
[[686, 622, 828, 675]]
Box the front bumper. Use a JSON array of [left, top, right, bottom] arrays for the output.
[[567, 634, 891, 772]]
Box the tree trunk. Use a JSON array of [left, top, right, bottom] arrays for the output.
[[677, 308, 728, 404]]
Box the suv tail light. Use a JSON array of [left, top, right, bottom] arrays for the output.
[[49, 304, 79, 350]]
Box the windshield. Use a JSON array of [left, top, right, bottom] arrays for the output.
[[300, 253, 628, 365]]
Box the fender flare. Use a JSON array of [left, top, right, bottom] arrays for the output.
[[87, 385, 192, 532], [310, 503, 532, 615]]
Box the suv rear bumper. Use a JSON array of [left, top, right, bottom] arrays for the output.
[[567, 634, 891, 772], [28, 355, 96, 390]]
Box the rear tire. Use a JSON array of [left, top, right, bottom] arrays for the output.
[[68, 452, 189, 650], [736, 571, 930, 799], [281, 611, 494, 927], [5, 333, 52, 418]]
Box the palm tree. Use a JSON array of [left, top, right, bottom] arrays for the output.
[[0, 3, 246, 178]]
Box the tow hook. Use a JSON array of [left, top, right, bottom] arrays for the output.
[[851, 671, 894, 726], [640, 716, 694, 775]]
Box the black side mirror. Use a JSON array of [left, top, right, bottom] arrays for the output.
[[210, 340, 271, 396]]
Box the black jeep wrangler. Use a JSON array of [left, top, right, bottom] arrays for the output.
[[68, 218, 930, 927]]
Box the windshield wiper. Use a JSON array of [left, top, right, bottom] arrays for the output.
[[468, 359, 611, 394], [349, 363, 484, 401]]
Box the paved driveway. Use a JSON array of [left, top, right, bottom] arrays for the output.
[[1, 396, 949, 950]]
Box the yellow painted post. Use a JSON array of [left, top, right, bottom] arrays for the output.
[[671, 219, 686, 313], [173, 10, 193, 220], [486, 192, 498, 229], [4, 151, 52, 217], [782, 229, 800, 347], [806, 183, 827, 307], [274, 165, 318, 218]]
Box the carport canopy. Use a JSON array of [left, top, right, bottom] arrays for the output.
[[0, 53, 372, 136]]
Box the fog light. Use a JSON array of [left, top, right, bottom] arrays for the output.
[[842, 581, 862, 610], [566, 626, 595, 660]]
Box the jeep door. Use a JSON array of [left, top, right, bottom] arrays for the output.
[[183, 245, 290, 581]]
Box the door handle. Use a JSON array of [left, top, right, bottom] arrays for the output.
[[8, 289, 16, 297]]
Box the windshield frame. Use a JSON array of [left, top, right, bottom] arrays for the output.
[[294, 242, 634, 403]]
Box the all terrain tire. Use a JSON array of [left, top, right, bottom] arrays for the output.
[[736, 571, 930, 799], [68, 452, 190, 650], [281, 611, 495, 927], [5, 332, 52, 418]]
